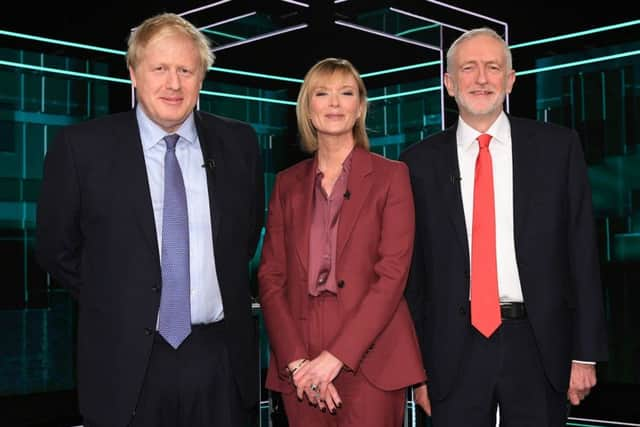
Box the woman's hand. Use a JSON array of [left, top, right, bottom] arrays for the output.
[[318, 382, 342, 413], [293, 350, 344, 409]]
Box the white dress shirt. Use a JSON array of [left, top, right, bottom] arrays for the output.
[[137, 106, 224, 324], [456, 112, 594, 366], [456, 112, 524, 303]]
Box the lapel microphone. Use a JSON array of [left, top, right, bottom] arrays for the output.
[[343, 189, 351, 200], [202, 159, 216, 171]]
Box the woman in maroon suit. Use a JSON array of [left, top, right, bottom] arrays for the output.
[[258, 58, 425, 427]]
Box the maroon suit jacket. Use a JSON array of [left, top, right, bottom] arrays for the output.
[[259, 147, 426, 392]]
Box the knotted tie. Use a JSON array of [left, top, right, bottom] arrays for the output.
[[158, 134, 191, 348], [471, 134, 501, 338]]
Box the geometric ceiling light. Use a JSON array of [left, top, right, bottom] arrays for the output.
[[166, 0, 510, 128]]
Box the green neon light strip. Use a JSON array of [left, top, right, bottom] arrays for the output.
[[395, 24, 439, 37], [0, 60, 131, 84], [202, 29, 246, 41], [510, 19, 640, 49], [199, 89, 296, 105], [4, 23, 640, 88], [0, 29, 126, 55], [361, 60, 440, 78], [0, 60, 296, 105], [210, 67, 302, 83], [0, 29, 301, 83], [566, 423, 604, 427], [369, 86, 440, 102], [567, 417, 640, 427], [5, 19, 640, 83], [2, 56, 438, 103], [517, 49, 640, 76]]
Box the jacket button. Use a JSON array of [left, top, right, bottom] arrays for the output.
[[151, 285, 160, 293], [459, 307, 466, 315], [144, 328, 153, 336], [464, 270, 469, 279], [337, 280, 345, 288]]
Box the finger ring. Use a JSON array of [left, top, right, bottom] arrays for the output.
[[310, 383, 319, 392]]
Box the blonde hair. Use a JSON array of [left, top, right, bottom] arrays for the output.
[[126, 13, 214, 77], [446, 27, 512, 73], [296, 58, 369, 153]]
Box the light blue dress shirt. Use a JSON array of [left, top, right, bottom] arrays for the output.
[[136, 106, 224, 324]]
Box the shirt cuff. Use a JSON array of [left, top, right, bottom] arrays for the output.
[[572, 360, 596, 365]]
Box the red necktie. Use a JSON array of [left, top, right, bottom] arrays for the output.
[[471, 134, 501, 338]]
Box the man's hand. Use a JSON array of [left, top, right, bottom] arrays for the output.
[[567, 362, 597, 405], [414, 383, 431, 415]]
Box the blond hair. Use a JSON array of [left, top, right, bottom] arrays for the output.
[[126, 13, 214, 77], [296, 58, 369, 153]]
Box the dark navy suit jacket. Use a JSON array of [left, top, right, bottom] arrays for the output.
[[36, 110, 264, 426], [400, 116, 608, 400]]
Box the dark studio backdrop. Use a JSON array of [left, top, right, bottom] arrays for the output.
[[1, 1, 639, 426]]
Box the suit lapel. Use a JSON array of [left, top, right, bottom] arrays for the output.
[[293, 159, 316, 274], [194, 111, 224, 247], [336, 148, 373, 260], [511, 117, 540, 241], [113, 111, 159, 258], [434, 128, 469, 260]]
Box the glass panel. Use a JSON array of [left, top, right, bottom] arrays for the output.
[[535, 40, 640, 385], [356, 7, 442, 47]]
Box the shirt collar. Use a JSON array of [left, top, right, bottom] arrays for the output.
[[456, 111, 511, 152], [314, 146, 356, 177], [136, 105, 198, 151]]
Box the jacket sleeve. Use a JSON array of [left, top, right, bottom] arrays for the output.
[[258, 174, 308, 376], [35, 128, 83, 298], [566, 131, 608, 361]]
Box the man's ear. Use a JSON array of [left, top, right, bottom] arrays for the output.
[[444, 73, 456, 97], [129, 66, 137, 88], [506, 69, 516, 95]]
